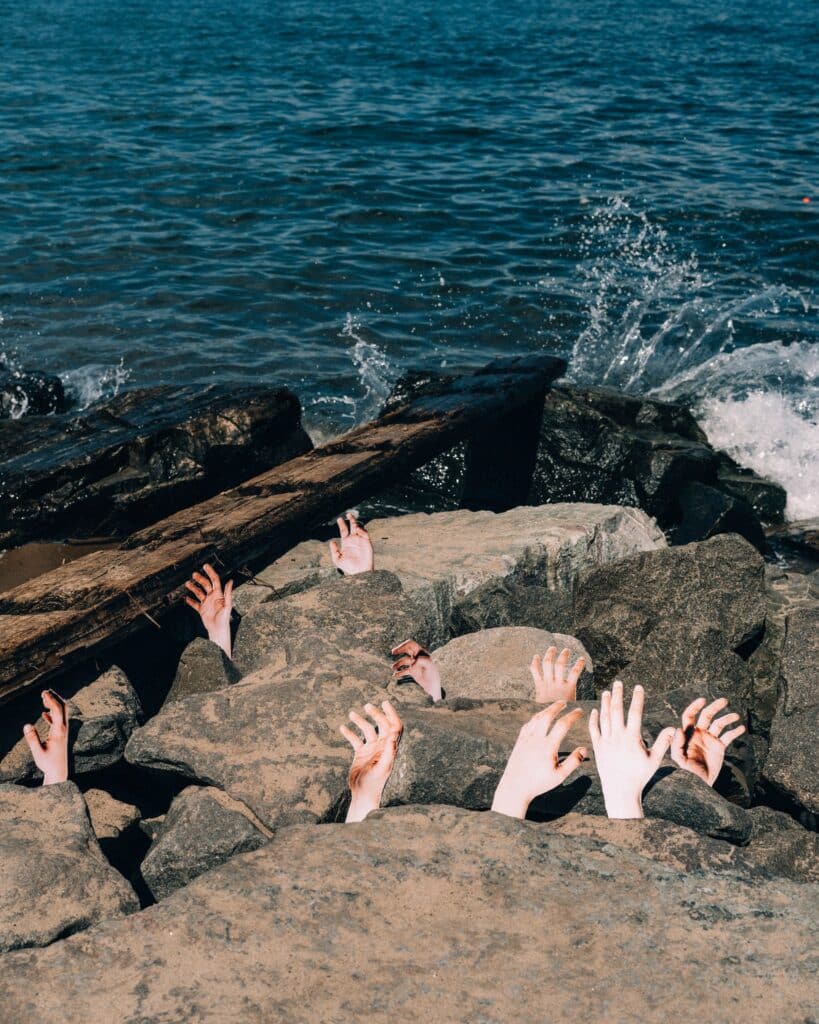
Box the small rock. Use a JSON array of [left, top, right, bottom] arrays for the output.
[[82, 789, 141, 842]]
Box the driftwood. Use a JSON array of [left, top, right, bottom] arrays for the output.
[[0, 354, 564, 702]]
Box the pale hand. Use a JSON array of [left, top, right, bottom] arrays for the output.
[[491, 702, 587, 819], [391, 639, 443, 702], [588, 680, 675, 819], [185, 563, 233, 658], [531, 646, 587, 703], [340, 701, 403, 822], [329, 512, 374, 575], [23, 690, 70, 786], [671, 697, 746, 786]]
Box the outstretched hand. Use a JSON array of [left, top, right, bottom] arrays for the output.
[[671, 697, 746, 786], [589, 680, 675, 819], [491, 703, 587, 819], [391, 639, 443, 702], [23, 690, 69, 785], [531, 646, 587, 703], [329, 512, 373, 575], [185, 563, 233, 658], [340, 700, 403, 822]]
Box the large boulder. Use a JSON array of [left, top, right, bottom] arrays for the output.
[[0, 666, 142, 783], [573, 534, 766, 703], [164, 638, 242, 706], [430, 626, 595, 701], [141, 787, 270, 901], [0, 806, 815, 1023], [0, 368, 67, 418], [0, 782, 138, 953], [745, 806, 819, 883], [234, 503, 667, 639], [0, 383, 311, 547]]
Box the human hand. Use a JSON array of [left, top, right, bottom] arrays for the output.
[[340, 701, 403, 822], [491, 702, 587, 820], [589, 680, 675, 819], [391, 639, 443, 702], [329, 512, 373, 575], [530, 646, 587, 703], [184, 563, 233, 658], [23, 690, 70, 785], [670, 697, 746, 787]]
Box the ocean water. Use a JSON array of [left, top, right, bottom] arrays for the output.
[[0, 0, 816, 516]]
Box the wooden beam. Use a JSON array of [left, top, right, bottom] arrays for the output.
[[0, 355, 564, 701]]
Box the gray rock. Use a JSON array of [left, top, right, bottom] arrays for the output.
[[746, 806, 819, 883], [82, 789, 141, 842], [165, 638, 242, 706], [0, 805, 816, 1023], [574, 533, 766, 701], [141, 787, 270, 901], [671, 480, 765, 552], [0, 666, 142, 783], [430, 626, 594, 701], [0, 782, 138, 953]]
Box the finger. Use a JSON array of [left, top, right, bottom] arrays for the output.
[[696, 698, 729, 730], [542, 646, 557, 688], [329, 540, 343, 567], [671, 727, 686, 763], [202, 564, 222, 594], [42, 690, 66, 732], [224, 579, 234, 609], [599, 690, 611, 737], [610, 679, 625, 732], [720, 725, 746, 748], [336, 516, 350, 539], [185, 580, 208, 602], [557, 746, 588, 783], [546, 707, 584, 750], [531, 701, 567, 733], [42, 711, 53, 725], [184, 596, 202, 612], [555, 648, 571, 686], [348, 710, 376, 743], [339, 724, 362, 751], [648, 727, 676, 770], [567, 656, 586, 687], [347, 512, 363, 536], [364, 702, 389, 733], [625, 684, 644, 734], [588, 708, 601, 745], [709, 712, 740, 737], [22, 723, 44, 756], [681, 697, 707, 730], [381, 701, 403, 735], [392, 657, 414, 675], [192, 571, 213, 593], [391, 639, 421, 658], [529, 654, 543, 688]]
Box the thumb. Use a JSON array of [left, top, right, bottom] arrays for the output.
[[649, 727, 676, 770], [557, 746, 587, 783], [224, 579, 234, 609], [670, 727, 685, 766], [329, 540, 342, 567]]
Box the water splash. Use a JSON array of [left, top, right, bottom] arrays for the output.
[[61, 358, 130, 409], [342, 313, 394, 422]]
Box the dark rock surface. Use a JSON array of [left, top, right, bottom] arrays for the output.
[[0, 368, 67, 418], [141, 786, 270, 901], [766, 517, 819, 572], [164, 638, 242, 706], [670, 480, 765, 551], [0, 782, 138, 953], [0, 383, 311, 547], [746, 806, 819, 883], [0, 805, 816, 1023]]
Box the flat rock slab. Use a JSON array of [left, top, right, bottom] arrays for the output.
[[234, 502, 666, 638], [0, 806, 816, 1023], [430, 626, 594, 701], [0, 782, 138, 953]]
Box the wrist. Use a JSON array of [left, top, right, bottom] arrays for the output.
[[42, 770, 67, 786], [601, 789, 644, 819], [491, 775, 532, 820], [207, 622, 232, 659], [346, 790, 380, 823]]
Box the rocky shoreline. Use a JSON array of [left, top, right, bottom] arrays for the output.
[[0, 365, 817, 1021]]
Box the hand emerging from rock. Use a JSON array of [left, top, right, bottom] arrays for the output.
[[491, 703, 587, 819], [391, 640, 443, 702], [530, 646, 586, 703], [589, 680, 675, 819], [340, 701, 403, 822], [184, 563, 233, 659], [671, 697, 746, 787], [329, 512, 373, 575], [23, 690, 69, 785]]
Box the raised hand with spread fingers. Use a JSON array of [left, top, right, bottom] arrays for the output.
[[671, 697, 746, 787], [531, 645, 587, 703], [329, 512, 374, 575], [184, 563, 234, 659], [491, 702, 587, 819], [23, 690, 70, 786], [391, 639, 443, 702], [340, 701, 403, 822], [589, 680, 676, 819]]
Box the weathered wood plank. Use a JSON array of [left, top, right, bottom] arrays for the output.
[[0, 355, 564, 700]]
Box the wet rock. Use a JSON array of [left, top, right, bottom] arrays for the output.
[[0, 781, 138, 953], [671, 480, 765, 552], [766, 517, 819, 573], [715, 461, 786, 525], [430, 626, 594, 701], [82, 789, 141, 842], [763, 605, 819, 818], [0, 666, 142, 783], [234, 503, 666, 638], [573, 534, 766, 701], [0, 368, 67, 418], [1, 805, 815, 1024], [164, 638, 242, 706], [746, 806, 819, 883], [0, 383, 311, 547], [141, 787, 270, 901]]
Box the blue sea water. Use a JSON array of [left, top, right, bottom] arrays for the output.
[[0, 0, 817, 514]]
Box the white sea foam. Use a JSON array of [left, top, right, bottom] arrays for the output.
[[60, 358, 130, 409]]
